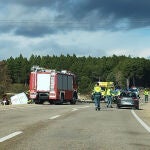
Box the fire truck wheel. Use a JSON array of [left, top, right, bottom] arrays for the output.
[[34, 99, 39, 104], [50, 101, 54, 104], [29, 99, 35, 104], [60, 95, 64, 104], [70, 96, 77, 105]]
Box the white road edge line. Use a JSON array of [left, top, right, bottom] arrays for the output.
[[0, 131, 23, 142], [131, 110, 150, 133], [49, 115, 61, 120]]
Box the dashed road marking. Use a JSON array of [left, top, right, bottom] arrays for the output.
[[49, 115, 61, 120], [77, 106, 90, 109], [72, 108, 78, 111], [131, 110, 150, 133], [0, 131, 23, 142], [71, 105, 90, 111]]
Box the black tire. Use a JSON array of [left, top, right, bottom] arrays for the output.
[[135, 105, 139, 110], [60, 95, 64, 104], [117, 104, 120, 109], [34, 99, 40, 104], [70, 96, 77, 105], [70, 92, 77, 105], [50, 101, 54, 104], [134, 101, 139, 110]]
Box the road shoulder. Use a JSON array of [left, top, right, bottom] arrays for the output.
[[135, 102, 150, 127]]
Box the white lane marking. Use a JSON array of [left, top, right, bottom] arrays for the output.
[[71, 106, 90, 111], [0, 131, 23, 142], [131, 110, 150, 133], [72, 108, 78, 112], [77, 106, 90, 109], [49, 115, 61, 120]]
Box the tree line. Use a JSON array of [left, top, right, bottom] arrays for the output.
[[0, 54, 150, 94]]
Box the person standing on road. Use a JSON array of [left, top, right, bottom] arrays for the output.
[[144, 89, 149, 103], [93, 83, 101, 111], [1, 94, 9, 105], [106, 88, 113, 108]]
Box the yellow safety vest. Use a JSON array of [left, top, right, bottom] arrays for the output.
[[144, 91, 149, 95], [117, 90, 121, 96], [106, 89, 111, 96], [94, 86, 101, 93]]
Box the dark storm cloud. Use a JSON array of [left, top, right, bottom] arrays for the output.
[[1, 0, 150, 37], [57, 0, 150, 29], [15, 25, 58, 37], [15, 0, 150, 26], [0, 0, 64, 8]]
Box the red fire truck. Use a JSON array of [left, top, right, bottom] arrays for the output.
[[29, 66, 78, 104]]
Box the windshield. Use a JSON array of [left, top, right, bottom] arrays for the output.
[[130, 89, 138, 93], [120, 92, 137, 98]]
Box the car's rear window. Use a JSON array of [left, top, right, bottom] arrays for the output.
[[130, 89, 138, 92], [120, 92, 137, 98]]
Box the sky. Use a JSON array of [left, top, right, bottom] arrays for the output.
[[0, 0, 150, 60]]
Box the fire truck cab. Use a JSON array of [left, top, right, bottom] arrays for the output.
[[29, 66, 78, 104]]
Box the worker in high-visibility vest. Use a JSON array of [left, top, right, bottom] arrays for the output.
[[117, 89, 121, 96], [144, 89, 149, 103], [106, 88, 113, 108], [93, 83, 101, 111]]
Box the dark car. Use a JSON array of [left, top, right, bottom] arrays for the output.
[[117, 91, 139, 109]]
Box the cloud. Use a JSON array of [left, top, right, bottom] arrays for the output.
[[0, 0, 150, 60], [1, 0, 150, 38], [0, 29, 150, 60]]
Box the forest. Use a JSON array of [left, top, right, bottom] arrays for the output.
[[0, 54, 150, 95]]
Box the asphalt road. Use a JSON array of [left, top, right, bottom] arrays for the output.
[[0, 102, 150, 150]]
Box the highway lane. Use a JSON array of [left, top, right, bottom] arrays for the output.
[[0, 103, 86, 138], [0, 102, 150, 150]]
